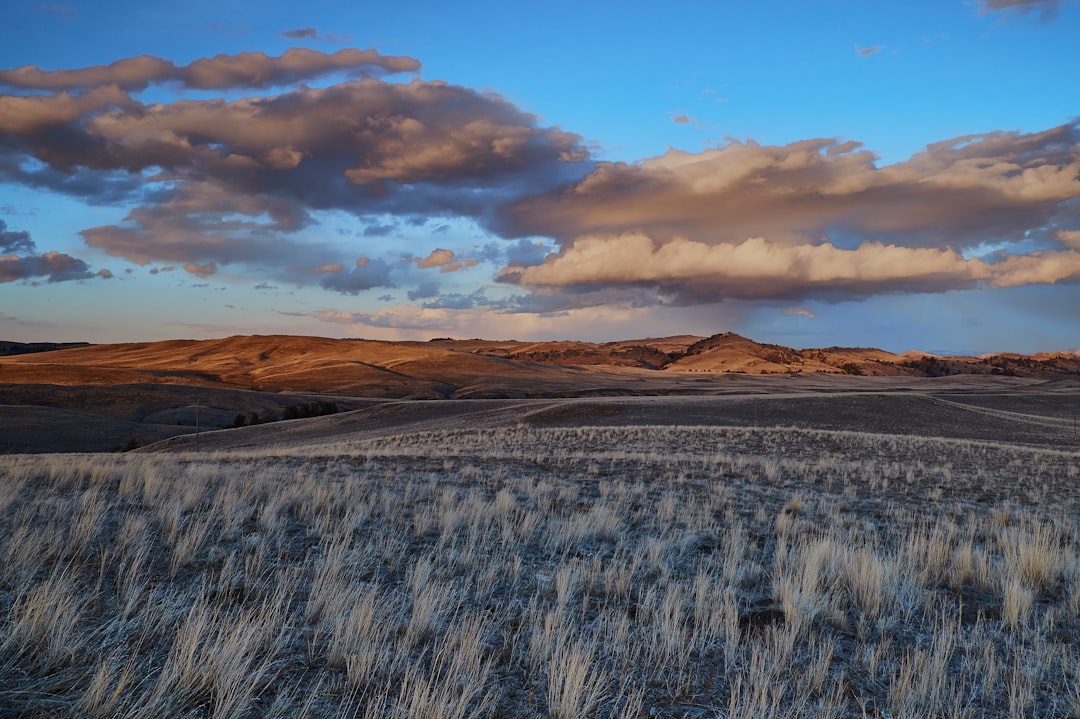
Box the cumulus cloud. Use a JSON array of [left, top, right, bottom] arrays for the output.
[[500, 124, 1080, 252], [0, 50, 588, 288], [507, 233, 1080, 304], [0, 219, 101, 283], [0, 250, 97, 283], [1058, 230, 1080, 249]]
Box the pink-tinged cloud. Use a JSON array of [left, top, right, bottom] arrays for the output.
[[500, 125, 1080, 252], [183, 262, 216, 277], [3, 52, 587, 284], [980, 0, 1062, 13], [1057, 230, 1080, 249], [36, 4, 76, 20], [507, 233, 1080, 303], [0, 48, 420, 92], [0, 84, 135, 134], [417, 248, 456, 268], [180, 48, 420, 89], [856, 45, 884, 57]]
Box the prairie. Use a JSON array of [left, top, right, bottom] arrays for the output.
[[2, 421, 1079, 717]]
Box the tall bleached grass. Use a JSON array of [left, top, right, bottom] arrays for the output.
[[1, 424, 1079, 717]]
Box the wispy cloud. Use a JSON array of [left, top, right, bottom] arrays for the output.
[[0, 47, 419, 91], [281, 27, 318, 39], [979, 0, 1065, 17], [855, 44, 884, 57], [36, 3, 75, 20], [784, 307, 816, 319]]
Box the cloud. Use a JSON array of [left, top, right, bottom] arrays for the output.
[[1, 51, 588, 286], [500, 124, 1080, 252], [1058, 230, 1080, 249], [417, 248, 456, 268], [979, 0, 1062, 14], [180, 48, 420, 89], [783, 307, 816, 319], [363, 223, 395, 237], [96, 268, 113, 279], [407, 280, 440, 300], [506, 233, 1080, 304], [282, 28, 318, 39], [671, 113, 695, 125], [36, 4, 76, 20], [318, 257, 393, 294], [0, 219, 101, 283], [856, 45, 884, 57], [0, 219, 35, 254], [184, 262, 216, 277], [0, 48, 421, 92], [0, 250, 97, 283]]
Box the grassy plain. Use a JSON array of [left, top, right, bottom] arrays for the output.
[[2, 419, 1079, 717]]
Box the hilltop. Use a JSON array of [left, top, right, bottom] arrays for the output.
[[1, 331, 1078, 453]]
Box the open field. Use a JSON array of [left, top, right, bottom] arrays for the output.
[[2, 422, 1079, 718]]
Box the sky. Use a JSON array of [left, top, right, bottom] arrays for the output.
[[1, 0, 1079, 353]]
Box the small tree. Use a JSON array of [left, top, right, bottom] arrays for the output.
[[233, 414, 246, 427]]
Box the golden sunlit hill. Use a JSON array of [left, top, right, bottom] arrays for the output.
[[2, 332, 1079, 453]]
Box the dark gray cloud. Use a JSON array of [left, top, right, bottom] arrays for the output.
[[282, 28, 318, 39], [0, 219, 102, 283], [0, 250, 96, 283], [363, 223, 396, 237], [318, 257, 394, 294], [0, 219, 35, 254], [407, 280, 440, 300]]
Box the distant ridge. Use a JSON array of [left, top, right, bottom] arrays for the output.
[[0, 333, 1077, 397], [0, 341, 92, 357]]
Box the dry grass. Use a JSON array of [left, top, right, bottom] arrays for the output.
[[1, 424, 1079, 717]]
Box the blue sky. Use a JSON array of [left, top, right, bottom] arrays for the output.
[[1, 0, 1078, 352]]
